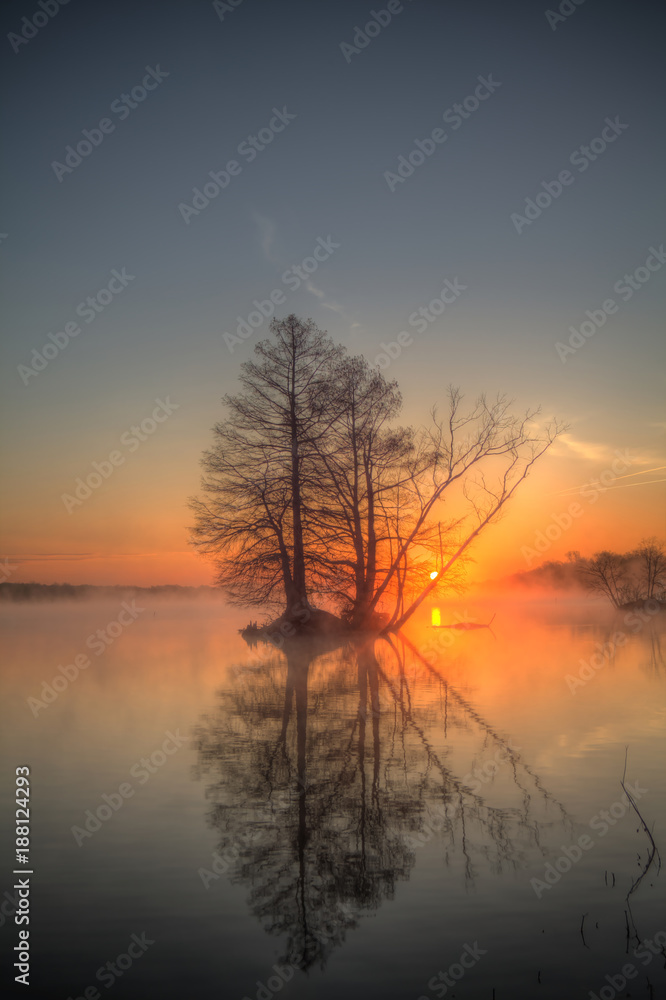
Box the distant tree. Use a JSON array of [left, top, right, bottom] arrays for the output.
[[578, 550, 630, 608], [634, 537, 666, 600], [189, 315, 343, 613], [578, 540, 666, 607]]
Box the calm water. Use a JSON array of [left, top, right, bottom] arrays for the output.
[[1, 597, 665, 999]]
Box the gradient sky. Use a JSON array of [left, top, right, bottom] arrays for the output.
[[1, 0, 664, 587]]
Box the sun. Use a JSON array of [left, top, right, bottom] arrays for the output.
[[430, 571, 439, 580]]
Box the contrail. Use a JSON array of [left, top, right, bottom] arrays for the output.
[[553, 465, 666, 497], [586, 477, 666, 492]]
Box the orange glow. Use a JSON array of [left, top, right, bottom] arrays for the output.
[[1, 438, 663, 587]]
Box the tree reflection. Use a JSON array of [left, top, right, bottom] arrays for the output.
[[192, 635, 573, 971]]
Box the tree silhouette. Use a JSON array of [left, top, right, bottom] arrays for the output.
[[189, 318, 561, 629], [307, 356, 413, 627], [189, 315, 343, 613], [576, 541, 666, 608], [635, 537, 666, 600], [192, 634, 573, 970]]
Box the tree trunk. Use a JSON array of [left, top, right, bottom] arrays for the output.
[[289, 337, 309, 610]]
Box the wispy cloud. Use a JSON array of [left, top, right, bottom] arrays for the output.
[[305, 280, 362, 335], [553, 433, 609, 463], [552, 433, 663, 469], [253, 215, 363, 337], [7, 551, 191, 563], [253, 213, 280, 266], [6, 553, 95, 562]]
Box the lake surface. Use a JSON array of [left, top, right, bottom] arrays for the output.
[[1, 597, 665, 999]]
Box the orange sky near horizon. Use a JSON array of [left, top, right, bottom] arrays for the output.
[[3, 437, 664, 591]]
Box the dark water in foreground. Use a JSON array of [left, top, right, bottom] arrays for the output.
[[1, 598, 665, 999]]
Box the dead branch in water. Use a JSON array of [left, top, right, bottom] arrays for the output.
[[620, 746, 662, 942], [430, 612, 496, 631]]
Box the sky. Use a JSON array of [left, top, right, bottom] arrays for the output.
[[1, 0, 664, 588]]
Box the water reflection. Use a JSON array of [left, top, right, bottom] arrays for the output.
[[193, 633, 576, 971]]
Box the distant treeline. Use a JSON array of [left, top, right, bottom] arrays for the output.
[[0, 583, 221, 602], [494, 539, 666, 609], [501, 560, 583, 591]]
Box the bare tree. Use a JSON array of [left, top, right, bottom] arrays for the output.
[[578, 550, 630, 608], [190, 319, 561, 632], [306, 356, 416, 627], [189, 315, 343, 613], [368, 388, 561, 630], [309, 380, 559, 630], [635, 537, 666, 600]]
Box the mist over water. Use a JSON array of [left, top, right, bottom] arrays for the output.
[[1, 595, 664, 998]]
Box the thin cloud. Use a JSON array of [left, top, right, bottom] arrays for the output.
[[553, 433, 609, 463], [553, 433, 660, 468], [8, 551, 191, 563], [253, 213, 280, 265], [305, 281, 364, 337], [254, 216, 363, 337]]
